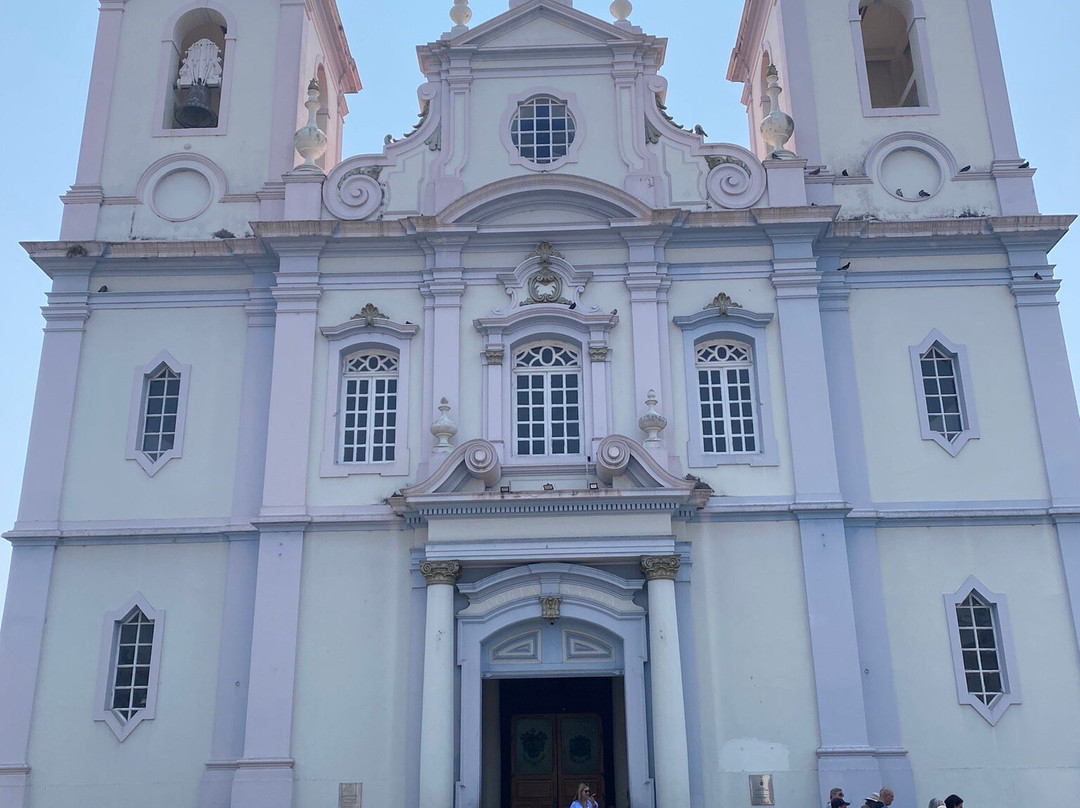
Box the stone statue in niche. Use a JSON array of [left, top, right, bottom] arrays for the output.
[[177, 39, 223, 90]]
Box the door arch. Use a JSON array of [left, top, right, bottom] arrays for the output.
[[456, 563, 653, 808]]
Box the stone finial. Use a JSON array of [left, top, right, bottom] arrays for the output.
[[449, 0, 472, 32], [430, 398, 458, 453], [638, 390, 667, 447], [610, 0, 632, 22], [294, 78, 327, 171], [760, 64, 795, 159]]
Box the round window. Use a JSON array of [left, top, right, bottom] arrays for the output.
[[510, 96, 577, 165]]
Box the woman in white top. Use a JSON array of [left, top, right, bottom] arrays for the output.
[[570, 782, 598, 808]]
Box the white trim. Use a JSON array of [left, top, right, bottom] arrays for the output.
[[863, 132, 957, 201], [136, 154, 228, 222], [674, 307, 778, 467], [93, 592, 166, 742], [474, 306, 618, 465], [943, 575, 1021, 725], [848, 0, 939, 117], [908, 329, 980, 456], [499, 87, 586, 172], [319, 316, 419, 477], [125, 350, 192, 477]]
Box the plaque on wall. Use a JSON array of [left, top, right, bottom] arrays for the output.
[[750, 774, 774, 806]]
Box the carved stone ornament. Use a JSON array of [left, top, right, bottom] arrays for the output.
[[640, 555, 681, 581], [760, 64, 796, 159], [492, 242, 598, 315], [420, 561, 462, 586], [484, 346, 505, 365], [430, 397, 458, 453], [351, 303, 388, 326], [540, 596, 562, 624], [645, 116, 661, 145], [638, 390, 667, 446], [294, 79, 328, 170], [588, 345, 610, 362], [176, 39, 223, 88], [705, 145, 767, 210], [704, 292, 743, 315]]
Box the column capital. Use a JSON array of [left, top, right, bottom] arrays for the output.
[[421, 560, 462, 586], [640, 555, 680, 581]]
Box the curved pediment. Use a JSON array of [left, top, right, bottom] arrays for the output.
[[438, 175, 653, 225]]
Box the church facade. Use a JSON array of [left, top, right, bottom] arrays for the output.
[[1, 1, 1079, 808]]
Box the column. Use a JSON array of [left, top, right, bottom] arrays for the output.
[[1007, 259, 1080, 657], [0, 270, 89, 808], [232, 246, 321, 808], [418, 561, 461, 808], [259, 0, 307, 219], [640, 556, 691, 808], [767, 229, 878, 800]]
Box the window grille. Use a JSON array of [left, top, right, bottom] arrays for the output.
[[141, 366, 181, 462], [920, 343, 964, 442], [695, 340, 758, 454], [514, 345, 582, 456], [341, 350, 399, 463], [111, 609, 155, 721], [956, 592, 1003, 706], [510, 97, 577, 164]]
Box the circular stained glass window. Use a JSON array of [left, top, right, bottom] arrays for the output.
[[510, 96, 576, 165]]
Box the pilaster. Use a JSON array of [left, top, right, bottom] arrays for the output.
[[767, 228, 879, 799], [419, 236, 468, 467], [618, 226, 675, 459], [260, 0, 308, 219], [60, 0, 128, 239], [1006, 255, 1080, 657], [418, 561, 461, 808]]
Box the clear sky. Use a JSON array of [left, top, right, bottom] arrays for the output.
[[1, 0, 1077, 604]]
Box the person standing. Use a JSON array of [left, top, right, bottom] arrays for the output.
[[571, 783, 598, 808]]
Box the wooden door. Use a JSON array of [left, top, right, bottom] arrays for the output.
[[511, 714, 604, 808]]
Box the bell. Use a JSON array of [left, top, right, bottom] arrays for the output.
[[174, 82, 217, 129]]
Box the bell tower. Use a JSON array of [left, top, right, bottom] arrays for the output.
[[59, 0, 360, 243], [727, 0, 1037, 218]]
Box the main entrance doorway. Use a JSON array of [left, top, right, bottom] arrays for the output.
[[500, 678, 615, 808]]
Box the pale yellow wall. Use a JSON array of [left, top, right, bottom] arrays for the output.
[[28, 541, 228, 807], [687, 519, 820, 805], [62, 307, 247, 521], [879, 524, 1080, 801], [291, 530, 417, 806], [850, 284, 1048, 504]]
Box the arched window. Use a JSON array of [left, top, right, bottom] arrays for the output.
[[695, 340, 758, 455], [340, 349, 400, 464], [513, 343, 583, 457], [850, 0, 936, 114], [155, 5, 236, 134]]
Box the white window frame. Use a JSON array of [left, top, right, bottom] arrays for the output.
[[674, 306, 778, 467], [848, 0, 938, 117], [126, 350, 192, 477], [499, 87, 586, 172], [909, 329, 979, 456], [340, 349, 401, 466], [475, 308, 617, 468], [511, 342, 585, 459], [944, 576, 1021, 726], [94, 593, 166, 742], [320, 315, 419, 477]]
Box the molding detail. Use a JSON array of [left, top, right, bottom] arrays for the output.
[[705, 145, 767, 209], [704, 292, 743, 315], [640, 554, 680, 581], [351, 303, 389, 325], [420, 560, 461, 586], [539, 596, 562, 624], [324, 164, 385, 220]]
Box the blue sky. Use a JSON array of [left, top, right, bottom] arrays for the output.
[[1, 0, 1077, 603]]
